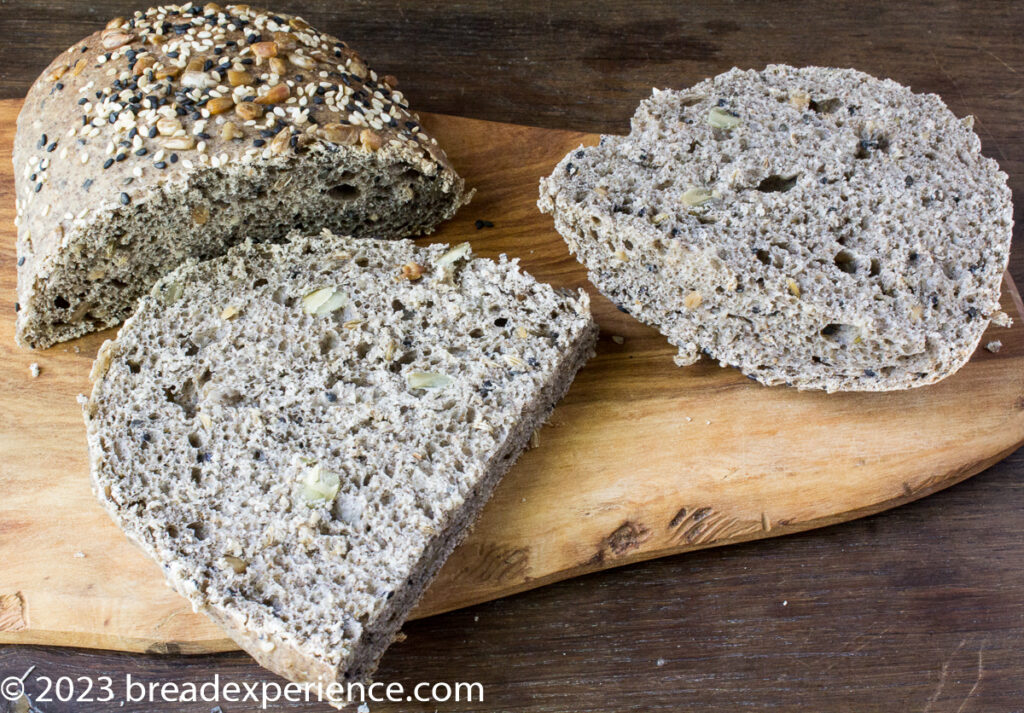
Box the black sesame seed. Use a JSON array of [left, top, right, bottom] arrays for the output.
[[475, 219, 495, 229], [253, 139, 266, 147], [203, 59, 214, 71], [326, 392, 338, 403], [154, 161, 167, 169], [78, 97, 88, 105], [120, 192, 131, 205], [616, 304, 630, 314], [313, 96, 324, 104], [864, 369, 877, 377], [17, 256, 25, 267], [905, 175, 914, 187], [148, 126, 158, 138], [55, 82, 64, 91], [135, 148, 147, 156], [82, 178, 93, 191], [29, 173, 36, 182], [14, 303, 20, 313], [196, 132, 211, 140], [115, 152, 126, 162], [34, 183, 42, 193], [167, 50, 180, 58], [38, 134, 47, 148], [169, 153, 178, 163]]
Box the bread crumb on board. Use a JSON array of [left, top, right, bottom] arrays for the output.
[[986, 340, 1002, 353], [29, 362, 40, 378], [991, 310, 1012, 328]]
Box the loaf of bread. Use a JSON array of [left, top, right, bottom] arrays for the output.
[[14, 4, 470, 349], [83, 232, 597, 696], [539, 65, 1013, 391]]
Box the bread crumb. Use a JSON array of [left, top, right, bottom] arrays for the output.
[[73, 551, 86, 558], [29, 363, 40, 378], [656, 657, 666, 667], [991, 310, 1012, 328], [986, 340, 1002, 353], [705, 420, 711, 425], [611, 335, 625, 345], [782, 600, 788, 606], [685, 416, 692, 423], [357, 704, 370, 713]]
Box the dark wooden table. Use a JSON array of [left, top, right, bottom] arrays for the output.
[[2, 2, 1023, 711]]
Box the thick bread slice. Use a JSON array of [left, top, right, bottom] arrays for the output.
[[15, 4, 470, 349], [83, 233, 596, 695], [539, 65, 1013, 392]]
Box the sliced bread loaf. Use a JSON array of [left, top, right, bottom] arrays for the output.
[[83, 232, 596, 695], [539, 65, 1013, 391], [15, 4, 470, 349]]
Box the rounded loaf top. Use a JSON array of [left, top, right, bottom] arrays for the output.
[[14, 2, 449, 271]]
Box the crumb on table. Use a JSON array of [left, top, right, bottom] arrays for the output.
[[29, 362, 40, 378], [986, 340, 1002, 353]]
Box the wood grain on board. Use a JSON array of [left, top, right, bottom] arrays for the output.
[[0, 96, 1022, 654]]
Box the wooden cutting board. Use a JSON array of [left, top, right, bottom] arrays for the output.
[[1, 97, 1022, 654]]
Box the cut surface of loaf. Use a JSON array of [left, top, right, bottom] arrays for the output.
[[83, 233, 597, 695], [15, 4, 470, 349], [539, 65, 1013, 391]]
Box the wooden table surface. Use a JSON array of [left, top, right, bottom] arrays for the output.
[[1, 1, 1023, 711]]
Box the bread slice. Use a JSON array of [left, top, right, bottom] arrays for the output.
[[14, 4, 470, 349], [539, 65, 1013, 391], [83, 233, 596, 696]]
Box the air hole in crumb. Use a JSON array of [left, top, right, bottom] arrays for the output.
[[756, 174, 799, 193], [809, 97, 842, 114], [834, 250, 857, 274], [391, 299, 405, 312], [355, 257, 369, 268], [623, 239, 634, 250], [355, 342, 371, 359], [869, 258, 881, 277], [755, 250, 771, 266], [127, 360, 141, 373], [469, 328, 484, 338], [166, 525, 179, 538], [253, 278, 268, 289], [54, 295, 70, 309], [320, 333, 338, 355], [821, 323, 859, 344], [188, 432, 202, 448], [326, 183, 360, 202]]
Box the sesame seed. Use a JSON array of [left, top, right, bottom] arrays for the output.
[[120, 192, 131, 205]]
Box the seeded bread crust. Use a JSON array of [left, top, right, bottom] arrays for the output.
[[15, 3, 470, 350], [83, 233, 597, 697], [539, 65, 1013, 392]]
